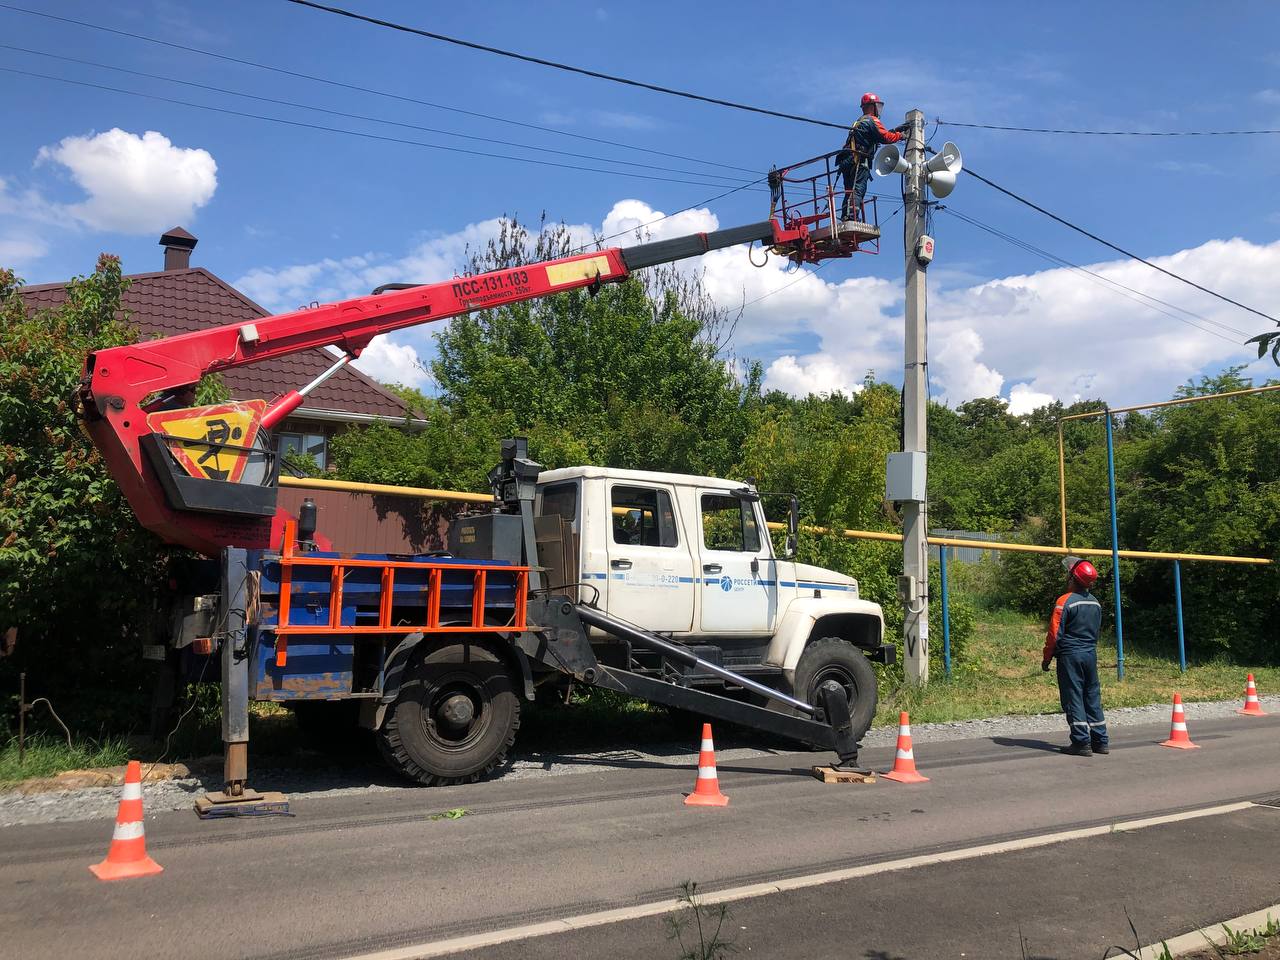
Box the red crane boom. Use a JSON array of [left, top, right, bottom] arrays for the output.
[[79, 219, 828, 554]]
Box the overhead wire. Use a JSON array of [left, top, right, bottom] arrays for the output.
[[938, 119, 1280, 137], [269, 0, 1278, 328], [282, 0, 848, 130], [0, 44, 754, 186], [0, 2, 761, 175], [10, 0, 1270, 331], [940, 206, 1250, 344], [959, 164, 1280, 326], [0, 66, 764, 192]]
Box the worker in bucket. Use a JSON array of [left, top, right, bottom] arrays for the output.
[[1042, 557, 1108, 756], [836, 93, 908, 222]]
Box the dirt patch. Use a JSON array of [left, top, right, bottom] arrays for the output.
[[10, 762, 192, 794]]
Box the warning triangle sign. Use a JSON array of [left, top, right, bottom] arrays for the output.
[[146, 400, 267, 483]]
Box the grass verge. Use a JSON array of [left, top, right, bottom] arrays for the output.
[[875, 609, 1280, 728], [0, 734, 132, 787]]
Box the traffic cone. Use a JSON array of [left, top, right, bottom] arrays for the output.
[[1237, 674, 1269, 717], [1160, 694, 1200, 750], [882, 712, 929, 783], [90, 760, 164, 881], [684, 723, 729, 807]]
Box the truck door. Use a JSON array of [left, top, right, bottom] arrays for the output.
[[604, 483, 695, 632], [696, 491, 776, 634]]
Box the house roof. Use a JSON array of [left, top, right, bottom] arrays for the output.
[[20, 267, 413, 421]]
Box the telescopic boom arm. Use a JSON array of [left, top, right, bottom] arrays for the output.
[[78, 220, 783, 554]]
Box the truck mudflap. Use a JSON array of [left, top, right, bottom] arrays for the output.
[[571, 603, 861, 766]]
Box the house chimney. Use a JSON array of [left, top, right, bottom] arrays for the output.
[[159, 226, 197, 271]]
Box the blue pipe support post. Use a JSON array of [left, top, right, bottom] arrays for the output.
[[1173, 558, 1186, 674], [939, 545, 951, 679], [1104, 409, 1125, 680]]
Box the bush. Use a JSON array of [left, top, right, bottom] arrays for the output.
[[0, 258, 166, 735]]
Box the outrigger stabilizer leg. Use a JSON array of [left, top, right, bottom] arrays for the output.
[[194, 548, 291, 819], [568, 603, 865, 769]]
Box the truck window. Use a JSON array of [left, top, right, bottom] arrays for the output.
[[611, 486, 678, 547], [541, 482, 578, 529], [701, 494, 762, 553]]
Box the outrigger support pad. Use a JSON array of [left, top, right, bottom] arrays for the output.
[[817, 679, 861, 768]]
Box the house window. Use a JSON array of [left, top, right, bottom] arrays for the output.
[[277, 431, 327, 470]]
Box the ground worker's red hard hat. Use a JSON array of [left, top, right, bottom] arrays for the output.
[[1070, 559, 1098, 589], [861, 92, 884, 108]]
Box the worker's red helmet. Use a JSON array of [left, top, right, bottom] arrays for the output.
[[1069, 559, 1098, 589], [861, 92, 884, 108]]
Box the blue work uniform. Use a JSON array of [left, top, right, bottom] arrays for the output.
[[1043, 590, 1108, 748]]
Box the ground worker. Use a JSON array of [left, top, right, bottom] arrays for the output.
[[1042, 557, 1108, 756], [837, 93, 908, 222]]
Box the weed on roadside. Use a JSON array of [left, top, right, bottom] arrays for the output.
[[664, 881, 735, 960]]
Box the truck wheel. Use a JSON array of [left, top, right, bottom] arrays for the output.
[[791, 638, 877, 742], [378, 639, 520, 786]]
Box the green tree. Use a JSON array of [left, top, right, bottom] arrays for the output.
[[0, 257, 169, 731]]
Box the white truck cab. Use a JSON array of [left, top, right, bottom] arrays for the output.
[[536, 466, 891, 730]]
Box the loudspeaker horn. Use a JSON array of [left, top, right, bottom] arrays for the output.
[[927, 169, 957, 199], [925, 141, 962, 176], [874, 145, 909, 177]]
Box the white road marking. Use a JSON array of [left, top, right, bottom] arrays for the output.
[[341, 800, 1259, 960]]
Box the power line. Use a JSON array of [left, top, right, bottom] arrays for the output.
[[939, 119, 1280, 137], [0, 66, 766, 192], [942, 206, 1249, 335], [940, 207, 1249, 345], [0, 45, 753, 186], [273, 1, 1279, 329], [0, 2, 761, 175], [11, 2, 1272, 332], [960, 165, 1280, 326], [568, 179, 766, 254], [282, 0, 847, 130]]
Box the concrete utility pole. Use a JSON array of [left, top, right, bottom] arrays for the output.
[[901, 108, 930, 684]]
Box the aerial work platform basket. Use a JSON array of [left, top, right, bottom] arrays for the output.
[[768, 152, 881, 264]]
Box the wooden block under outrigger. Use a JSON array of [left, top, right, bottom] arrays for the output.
[[811, 765, 876, 784]]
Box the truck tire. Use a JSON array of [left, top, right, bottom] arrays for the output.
[[378, 638, 520, 786], [791, 637, 877, 743]]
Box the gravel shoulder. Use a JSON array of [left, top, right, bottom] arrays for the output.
[[2, 693, 1274, 828]]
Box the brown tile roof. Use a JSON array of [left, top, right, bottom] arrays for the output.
[[20, 268, 412, 420]]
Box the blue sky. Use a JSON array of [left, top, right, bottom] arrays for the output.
[[3, 0, 1279, 409]]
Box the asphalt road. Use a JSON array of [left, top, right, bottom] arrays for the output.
[[3, 715, 1278, 960]]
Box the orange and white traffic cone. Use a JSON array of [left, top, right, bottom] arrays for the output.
[[1160, 694, 1200, 750], [1237, 674, 1269, 717], [684, 723, 729, 807], [90, 760, 164, 881], [881, 712, 929, 783]]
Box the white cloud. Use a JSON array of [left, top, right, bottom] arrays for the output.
[[36, 129, 217, 234], [352, 337, 430, 390], [1007, 383, 1057, 416], [0, 234, 48, 267], [931, 328, 1003, 404], [764, 355, 863, 396]]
